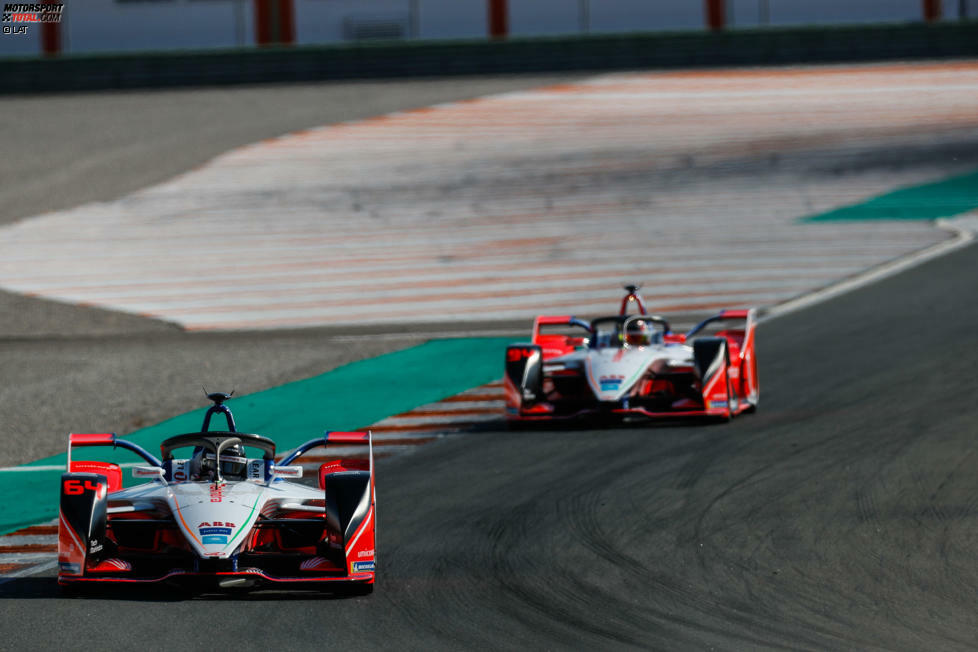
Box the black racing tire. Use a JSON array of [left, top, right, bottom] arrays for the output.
[[338, 581, 374, 597], [355, 582, 375, 596], [57, 581, 84, 598], [504, 418, 524, 431]]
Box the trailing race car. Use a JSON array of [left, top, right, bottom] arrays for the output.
[[504, 285, 758, 423], [58, 392, 376, 593]]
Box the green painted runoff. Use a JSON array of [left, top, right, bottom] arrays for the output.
[[803, 167, 978, 222]]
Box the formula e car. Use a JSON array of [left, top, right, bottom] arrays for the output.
[[504, 285, 758, 422], [58, 393, 376, 593]]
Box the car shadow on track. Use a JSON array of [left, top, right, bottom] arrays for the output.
[[0, 576, 371, 602], [482, 414, 729, 434]]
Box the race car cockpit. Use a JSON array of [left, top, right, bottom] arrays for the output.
[[189, 446, 249, 481], [159, 392, 277, 483], [589, 315, 670, 349]]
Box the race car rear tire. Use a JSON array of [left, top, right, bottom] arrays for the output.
[[332, 581, 374, 597], [351, 582, 374, 596], [58, 582, 84, 597]]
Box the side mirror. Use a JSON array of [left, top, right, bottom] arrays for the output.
[[272, 465, 303, 479], [132, 466, 165, 481]]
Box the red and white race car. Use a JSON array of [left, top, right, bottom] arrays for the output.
[[58, 393, 376, 594], [504, 286, 759, 423]]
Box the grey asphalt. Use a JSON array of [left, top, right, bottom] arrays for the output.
[[1, 72, 978, 648], [1, 238, 975, 650]]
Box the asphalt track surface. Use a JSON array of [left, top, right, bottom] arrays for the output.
[[0, 240, 975, 650], [2, 70, 978, 649]]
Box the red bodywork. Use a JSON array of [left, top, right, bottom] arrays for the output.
[[57, 429, 376, 592], [504, 288, 759, 423]]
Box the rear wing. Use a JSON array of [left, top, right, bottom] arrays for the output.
[[685, 308, 757, 359], [686, 308, 756, 336], [531, 315, 590, 339], [66, 432, 162, 468], [278, 431, 374, 478], [530, 315, 591, 359]]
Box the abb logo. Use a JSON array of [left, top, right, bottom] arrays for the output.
[[63, 479, 102, 495], [507, 348, 537, 362]]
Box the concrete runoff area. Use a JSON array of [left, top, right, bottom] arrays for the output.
[[0, 75, 581, 229], [3, 63, 978, 330]]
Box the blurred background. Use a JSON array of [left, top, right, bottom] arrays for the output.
[[1, 0, 975, 58]]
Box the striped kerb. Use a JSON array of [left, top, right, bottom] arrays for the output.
[[0, 62, 974, 330]]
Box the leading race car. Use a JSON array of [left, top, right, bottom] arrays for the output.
[[58, 392, 376, 593], [504, 285, 759, 423]]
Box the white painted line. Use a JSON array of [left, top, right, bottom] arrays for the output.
[[0, 559, 57, 583], [0, 536, 57, 547], [0, 553, 55, 563], [760, 218, 975, 324]]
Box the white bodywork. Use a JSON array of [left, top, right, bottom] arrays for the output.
[[109, 473, 322, 560], [547, 343, 693, 402]]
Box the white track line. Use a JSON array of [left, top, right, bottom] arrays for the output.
[[761, 217, 976, 323], [0, 535, 57, 546], [0, 560, 58, 583]]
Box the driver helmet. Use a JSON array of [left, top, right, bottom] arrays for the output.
[[625, 319, 652, 346], [217, 444, 248, 480], [190, 444, 248, 481]]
